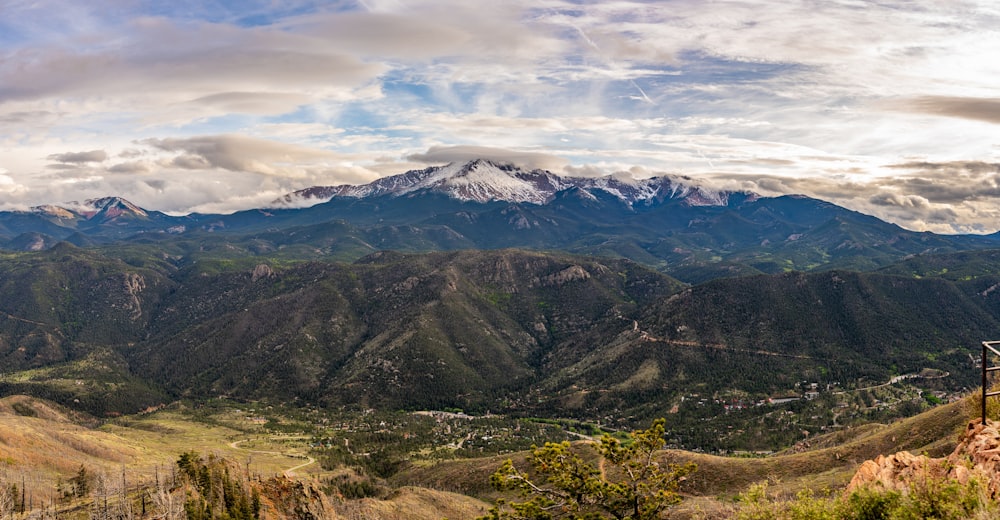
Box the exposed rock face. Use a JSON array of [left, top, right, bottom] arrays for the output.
[[258, 477, 341, 520], [848, 419, 1000, 497], [252, 263, 276, 282], [534, 265, 591, 287], [123, 272, 146, 320]]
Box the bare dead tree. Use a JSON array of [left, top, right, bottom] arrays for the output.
[[88, 471, 135, 520], [148, 484, 184, 520], [0, 482, 13, 520]]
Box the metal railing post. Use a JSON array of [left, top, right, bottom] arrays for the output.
[[981, 341, 1000, 425]]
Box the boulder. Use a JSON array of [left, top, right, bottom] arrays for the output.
[[847, 419, 1000, 497]]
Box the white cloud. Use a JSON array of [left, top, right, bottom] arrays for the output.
[[0, 0, 998, 232], [408, 146, 569, 171]]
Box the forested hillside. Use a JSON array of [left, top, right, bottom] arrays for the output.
[[0, 243, 997, 450]]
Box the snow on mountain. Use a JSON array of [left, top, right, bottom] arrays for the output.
[[31, 197, 148, 220], [31, 205, 77, 219], [79, 197, 149, 219], [272, 159, 746, 208]]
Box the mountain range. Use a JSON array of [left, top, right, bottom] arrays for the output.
[[2, 242, 999, 447], [1, 159, 999, 520], [271, 159, 740, 207], [1, 159, 996, 283], [3, 159, 1000, 452]]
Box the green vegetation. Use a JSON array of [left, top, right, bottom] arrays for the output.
[[734, 478, 999, 520], [177, 451, 261, 520], [0, 390, 995, 520], [481, 419, 696, 520], [0, 246, 992, 454]]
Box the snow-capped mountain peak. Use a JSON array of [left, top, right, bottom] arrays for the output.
[[271, 160, 746, 209], [31, 197, 148, 221]]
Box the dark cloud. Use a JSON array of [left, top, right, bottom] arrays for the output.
[[892, 96, 1000, 124], [108, 161, 152, 174], [293, 12, 471, 60], [46, 150, 108, 163], [44, 163, 84, 170], [118, 148, 146, 159], [727, 158, 797, 167], [408, 145, 568, 171], [888, 161, 1000, 173], [0, 111, 56, 124], [867, 192, 929, 209], [696, 169, 1000, 233], [926, 207, 960, 222], [563, 164, 614, 178], [881, 161, 1000, 203], [142, 134, 336, 175], [893, 179, 1000, 204], [167, 154, 213, 170]]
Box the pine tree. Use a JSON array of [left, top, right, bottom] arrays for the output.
[[481, 418, 696, 520]]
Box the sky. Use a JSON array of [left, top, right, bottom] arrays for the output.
[[1, 0, 999, 233]]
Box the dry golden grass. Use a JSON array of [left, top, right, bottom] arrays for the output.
[[396, 398, 971, 520], [0, 396, 322, 502], [101, 409, 319, 480], [662, 399, 968, 498], [0, 393, 975, 519], [334, 486, 490, 520], [0, 396, 147, 500]]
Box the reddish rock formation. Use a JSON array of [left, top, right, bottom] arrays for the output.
[[848, 419, 1000, 497]]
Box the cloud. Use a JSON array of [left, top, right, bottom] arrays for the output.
[[0, 15, 385, 128], [118, 148, 146, 159], [141, 135, 339, 177], [889, 97, 1000, 124], [698, 160, 1000, 234], [2, 1, 1000, 233], [407, 146, 569, 171], [165, 154, 213, 170], [868, 192, 930, 209], [182, 92, 312, 116], [563, 164, 619, 178], [46, 150, 108, 163], [108, 161, 152, 174], [888, 161, 1000, 174], [0, 111, 58, 125], [880, 161, 1000, 204], [287, 11, 472, 60]]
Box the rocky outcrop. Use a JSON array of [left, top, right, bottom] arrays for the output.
[[534, 265, 591, 287], [848, 419, 1000, 497], [252, 263, 276, 282], [258, 477, 341, 520], [123, 272, 146, 320]]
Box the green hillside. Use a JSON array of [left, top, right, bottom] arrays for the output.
[[0, 245, 998, 453]]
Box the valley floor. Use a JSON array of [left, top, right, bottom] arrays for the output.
[[0, 391, 976, 519]]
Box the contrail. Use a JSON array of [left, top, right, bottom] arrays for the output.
[[697, 149, 716, 168], [629, 79, 653, 104], [570, 20, 654, 105]]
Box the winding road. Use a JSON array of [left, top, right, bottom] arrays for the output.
[[228, 438, 316, 477]]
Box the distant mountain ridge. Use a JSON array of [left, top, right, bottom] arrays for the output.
[[34, 196, 149, 222], [0, 159, 998, 282], [270, 159, 748, 207]]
